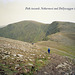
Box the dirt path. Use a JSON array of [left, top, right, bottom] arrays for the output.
[[50, 47, 75, 58]]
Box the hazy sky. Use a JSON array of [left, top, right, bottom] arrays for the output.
[[0, 0, 75, 27]]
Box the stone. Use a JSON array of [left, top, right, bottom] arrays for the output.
[[25, 59, 28, 61], [2, 55, 10, 59], [56, 63, 63, 68], [30, 54, 35, 56], [25, 69, 30, 73], [39, 55, 41, 57], [17, 54, 23, 57], [44, 71, 48, 74], [43, 57, 45, 59], [38, 60, 43, 63], [8, 52, 11, 55], [13, 54, 16, 57], [29, 59, 33, 61], [48, 57, 50, 59], [15, 64, 20, 69], [28, 63, 33, 66], [65, 73, 69, 75], [11, 58, 14, 59]]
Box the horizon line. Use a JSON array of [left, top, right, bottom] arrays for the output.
[[0, 20, 75, 27]]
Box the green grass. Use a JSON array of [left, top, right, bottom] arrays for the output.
[[0, 63, 18, 75], [51, 48, 75, 59], [0, 21, 48, 43], [37, 41, 75, 59]]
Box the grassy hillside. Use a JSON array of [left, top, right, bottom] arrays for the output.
[[46, 21, 75, 45], [37, 40, 75, 58], [0, 21, 48, 43], [0, 21, 75, 45]]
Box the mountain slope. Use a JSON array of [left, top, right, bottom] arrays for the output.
[[0, 37, 75, 75], [0, 21, 75, 45], [46, 21, 75, 45], [0, 37, 48, 75], [0, 21, 48, 42]]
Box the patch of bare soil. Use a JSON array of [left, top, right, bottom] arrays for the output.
[[35, 53, 75, 75]]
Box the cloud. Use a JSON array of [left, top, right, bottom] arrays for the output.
[[1, 0, 15, 4], [0, 0, 75, 26]]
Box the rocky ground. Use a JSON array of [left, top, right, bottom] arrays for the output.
[[0, 37, 75, 75], [0, 37, 49, 75], [35, 54, 75, 75]]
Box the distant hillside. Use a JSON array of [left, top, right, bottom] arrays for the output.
[[47, 21, 75, 45], [0, 21, 48, 42], [0, 20, 75, 45]]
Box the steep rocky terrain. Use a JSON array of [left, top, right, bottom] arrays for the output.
[[35, 54, 75, 75], [0, 37, 75, 75], [0, 37, 49, 75]]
